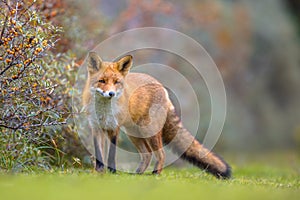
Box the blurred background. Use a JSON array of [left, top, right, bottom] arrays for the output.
[[1, 0, 300, 170], [61, 0, 300, 152]]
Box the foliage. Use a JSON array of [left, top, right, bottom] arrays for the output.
[[0, 0, 77, 171]]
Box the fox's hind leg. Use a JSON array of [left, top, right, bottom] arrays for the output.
[[129, 137, 152, 174], [147, 132, 165, 174]]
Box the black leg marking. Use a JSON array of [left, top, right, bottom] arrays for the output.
[[108, 136, 117, 173], [93, 136, 104, 172], [96, 159, 105, 172]]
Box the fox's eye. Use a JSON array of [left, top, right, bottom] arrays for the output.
[[115, 80, 121, 84], [99, 79, 105, 83]]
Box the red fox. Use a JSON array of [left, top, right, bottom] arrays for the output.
[[82, 52, 231, 179]]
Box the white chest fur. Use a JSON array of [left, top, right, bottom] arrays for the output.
[[93, 95, 120, 130]]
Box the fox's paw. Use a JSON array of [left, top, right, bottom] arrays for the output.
[[108, 167, 116, 173], [135, 168, 145, 174], [95, 166, 105, 173], [95, 161, 105, 173], [152, 169, 162, 175]]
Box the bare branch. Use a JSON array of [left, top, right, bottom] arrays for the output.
[[0, 123, 17, 130]]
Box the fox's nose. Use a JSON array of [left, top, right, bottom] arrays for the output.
[[109, 91, 115, 97]]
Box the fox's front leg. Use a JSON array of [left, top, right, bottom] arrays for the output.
[[91, 128, 105, 172], [107, 128, 119, 173]]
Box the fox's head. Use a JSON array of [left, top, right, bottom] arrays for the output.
[[87, 52, 133, 99]]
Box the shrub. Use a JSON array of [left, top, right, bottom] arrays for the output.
[[0, 0, 76, 171]]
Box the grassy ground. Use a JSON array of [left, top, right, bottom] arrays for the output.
[[0, 153, 299, 200]]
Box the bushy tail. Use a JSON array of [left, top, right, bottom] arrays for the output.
[[162, 109, 231, 179]]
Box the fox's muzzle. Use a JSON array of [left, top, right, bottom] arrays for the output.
[[91, 87, 116, 99]]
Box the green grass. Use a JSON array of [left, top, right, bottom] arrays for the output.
[[0, 162, 299, 200]]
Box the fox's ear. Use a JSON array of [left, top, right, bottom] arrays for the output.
[[87, 52, 102, 74], [117, 55, 133, 76]]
